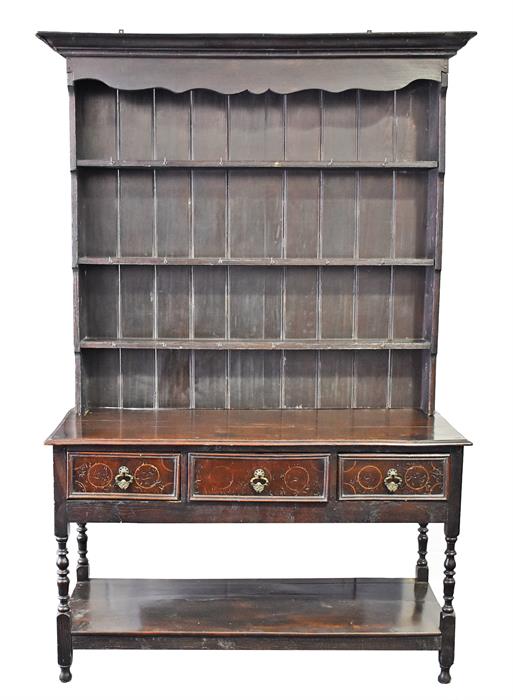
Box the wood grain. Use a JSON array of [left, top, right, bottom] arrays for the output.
[[68, 452, 179, 499], [189, 453, 328, 501], [46, 408, 471, 446], [71, 577, 442, 639]]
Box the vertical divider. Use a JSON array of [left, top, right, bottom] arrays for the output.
[[280, 95, 287, 408], [351, 93, 361, 408], [115, 90, 123, 407], [315, 349, 321, 409], [386, 92, 399, 408], [392, 89, 398, 162], [189, 91, 194, 258], [386, 350, 393, 409], [69, 85, 82, 410], [189, 91, 195, 408], [225, 94, 230, 408], [152, 90, 158, 407], [422, 79, 446, 414], [280, 95, 287, 406], [280, 350, 285, 409], [387, 264, 395, 409], [118, 348, 123, 408], [190, 349, 195, 409], [152, 89, 157, 256], [69, 86, 78, 264], [190, 260, 194, 408], [316, 90, 323, 408], [75, 352, 82, 413]]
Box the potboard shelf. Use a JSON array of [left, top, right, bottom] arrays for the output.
[[80, 338, 431, 351], [76, 159, 439, 170], [78, 257, 435, 267], [70, 577, 442, 649]]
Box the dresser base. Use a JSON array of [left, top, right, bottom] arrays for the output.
[[71, 577, 442, 652]]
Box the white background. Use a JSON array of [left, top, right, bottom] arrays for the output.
[[1, 1, 512, 699]]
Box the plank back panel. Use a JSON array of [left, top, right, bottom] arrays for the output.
[[73, 79, 442, 413], [75, 81, 117, 160], [80, 348, 426, 411]]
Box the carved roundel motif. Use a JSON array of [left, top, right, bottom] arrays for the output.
[[356, 465, 382, 490], [87, 462, 113, 488], [204, 465, 234, 492], [134, 463, 161, 489], [404, 465, 430, 491], [283, 465, 310, 494]]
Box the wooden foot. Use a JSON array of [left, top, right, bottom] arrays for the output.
[[415, 523, 429, 582], [438, 533, 457, 684], [59, 666, 72, 683], [438, 666, 451, 684], [77, 523, 89, 581], [56, 535, 73, 681]]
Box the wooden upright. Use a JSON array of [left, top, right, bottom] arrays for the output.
[[40, 31, 475, 685]]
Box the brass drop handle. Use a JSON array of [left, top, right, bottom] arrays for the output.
[[384, 468, 403, 493], [114, 465, 134, 491], [250, 468, 270, 494]]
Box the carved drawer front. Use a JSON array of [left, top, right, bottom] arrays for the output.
[[338, 454, 448, 500], [68, 452, 180, 500], [189, 454, 329, 502]]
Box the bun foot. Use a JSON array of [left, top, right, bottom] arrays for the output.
[[59, 666, 72, 683], [438, 668, 451, 684]]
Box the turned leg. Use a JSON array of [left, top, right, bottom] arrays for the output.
[[77, 523, 89, 582], [438, 531, 457, 684], [415, 523, 429, 582], [56, 535, 72, 682]]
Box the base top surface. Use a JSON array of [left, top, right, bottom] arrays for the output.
[[47, 408, 470, 447], [71, 577, 442, 638]]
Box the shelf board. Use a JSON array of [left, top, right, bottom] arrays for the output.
[[78, 256, 434, 267], [71, 577, 441, 650], [80, 338, 431, 351], [76, 159, 438, 170]]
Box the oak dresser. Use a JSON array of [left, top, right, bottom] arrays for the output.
[[39, 30, 475, 685]]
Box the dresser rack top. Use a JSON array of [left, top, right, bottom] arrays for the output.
[[37, 31, 476, 58], [39, 31, 476, 416]]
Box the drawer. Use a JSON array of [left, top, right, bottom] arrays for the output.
[[189, 453, 329, 502], [338, 454, 448, 500], [68, 452, 180, 500]]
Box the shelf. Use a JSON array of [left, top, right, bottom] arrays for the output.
[[80, 338, 431, 351], [71, 578, 442, 650], [78, 256, 434, 267], [76, 159, 438, 170]]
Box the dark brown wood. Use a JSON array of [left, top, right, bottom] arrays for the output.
[[78, 256, 436, 267], [47, 408, 470, 447], [65, 493, 449, 525], [68, 57, 449, 94], [66, 75, 453, 414], [70, 577, 442, 641], [56, 536, 72, 682], [76, 524, 89, 582], [338, 455, 448, 499], [189, 453, 329, 502], [41, 31, 473, 685], [416, 523, 429, 582], [79, 338, 431, 350], [439, 532, 458, 683], [75, 159, 439, 169], [68, 452, 180, 500], [37, 31, 476, 58], [73, 635, 440, 651]]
